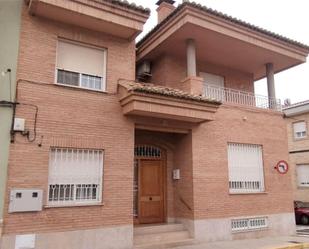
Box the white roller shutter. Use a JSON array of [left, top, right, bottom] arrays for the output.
[[48, 148, 104, 205], [200, 72, 224, 88], [293, 121, 307, 139], [228, 143, 264, 193], [297, 165, 309, 187], [57, 40, 105, 77]]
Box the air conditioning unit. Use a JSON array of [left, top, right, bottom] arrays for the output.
[[137, 60, 152, 81]]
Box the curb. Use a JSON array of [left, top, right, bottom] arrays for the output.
[[269, 243, 309, 249]]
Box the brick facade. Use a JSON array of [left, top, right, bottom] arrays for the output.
[[192, 106, 292, 219], [1, 1, 302, 248], [286, 112, 309, 202], [4, 4, 136, 235]]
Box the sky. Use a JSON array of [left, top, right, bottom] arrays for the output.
[[131, 0, 309, 104]]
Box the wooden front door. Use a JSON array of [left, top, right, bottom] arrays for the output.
[[138, 159, 165, 224]]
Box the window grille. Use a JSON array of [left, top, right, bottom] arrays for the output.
[[293, 121, 307, 139], [134, 145, 161, 158], [231, 217, 268, 232], [228, 143, 264, 193], [48, 148, 103, 206], [297, 165, 309, 187]]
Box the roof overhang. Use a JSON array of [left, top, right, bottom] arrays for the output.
[[137, 4, 309, 80], [283, 102, 309, 117], [118, 81, 221, 123], [26, 0, 149, 40]]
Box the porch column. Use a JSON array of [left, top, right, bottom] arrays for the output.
[[266, 63, 276, 109], [186, 39, 197, 77]]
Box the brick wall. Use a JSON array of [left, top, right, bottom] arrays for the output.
[[4, 4, 136, 235], [150, 54, 254, 93], [192, 106, 293, 219], [173, 133, 194, 219]]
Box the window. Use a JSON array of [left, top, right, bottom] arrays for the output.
[[297, 165, 309, 187], [293, 121, 307, 139], [231, 217, 268, 232], [227, 143, 264, 193], [200, 72, 225, 101], [48, 148, 104, 206], [56, 40, 106, 91], [200, 72, 225, 88]]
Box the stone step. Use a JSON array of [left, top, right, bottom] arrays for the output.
[[134, 238, 195, 249], [134, 230, 191, 246], [134, 223, 185, 235]]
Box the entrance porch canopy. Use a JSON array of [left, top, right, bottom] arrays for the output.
[[137, 2, 309, 81]]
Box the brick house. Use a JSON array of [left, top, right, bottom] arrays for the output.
[[284, 101, 309, 206], [1, 0, 309, 248]]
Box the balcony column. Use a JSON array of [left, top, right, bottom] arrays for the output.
[[186, 39, 197, 77], [266, 63, 276, 109], [181, 39, 203, 96]]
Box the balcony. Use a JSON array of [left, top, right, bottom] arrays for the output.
[[204, 84, 282, 112], [118, 80, 221, 124]]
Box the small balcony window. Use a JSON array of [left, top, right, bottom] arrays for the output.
[[56, 40, 106, 91]]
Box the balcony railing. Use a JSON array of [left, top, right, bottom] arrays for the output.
[[204, 84, 282, 111]]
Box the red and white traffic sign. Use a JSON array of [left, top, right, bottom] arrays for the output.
[[275, 160, 289, 174]]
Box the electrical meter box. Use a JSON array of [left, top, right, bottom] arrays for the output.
[[14, 118, 25, 132], [9, 189, 43, 213]]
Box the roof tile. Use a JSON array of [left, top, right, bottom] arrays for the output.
[[119, 80, 222, 104], [137, 1, 309, 50], [100, 0, 150, 14]]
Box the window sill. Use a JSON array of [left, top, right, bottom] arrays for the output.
[[231, 227, 269, 234], [229, 192, 268, 196], [297, 186, 309, 189], [293, 137, 308, 141], [44, 202, 104, 209], [55, 82, 108, 94]]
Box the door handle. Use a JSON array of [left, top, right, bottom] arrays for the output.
[[149, 197, 152, 201]]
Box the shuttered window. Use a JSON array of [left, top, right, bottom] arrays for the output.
[[200, 72, 225, 88], [56, 40, 106, 91], [200, 72, 225, 101], [297, 165, 309, 187], [228, 143, 265, 193], [48, 148, 104, 206], [293, 121, 307, 139]]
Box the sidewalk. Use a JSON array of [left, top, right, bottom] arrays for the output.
[[172, 236, 309, 249]]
